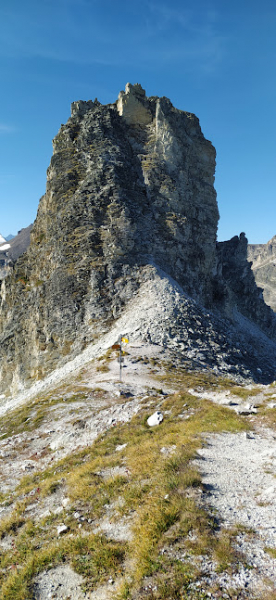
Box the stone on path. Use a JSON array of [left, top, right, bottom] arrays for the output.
[[147, 411, 163, 426]]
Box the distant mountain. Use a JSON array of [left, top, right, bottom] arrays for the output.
[[7, 224, 32, 261], [6, 234, 15, 241], [0, 224, 32, 280], [248, 236, 276, 312]]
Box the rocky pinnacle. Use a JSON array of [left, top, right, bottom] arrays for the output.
[[0, 84, 276, 394]]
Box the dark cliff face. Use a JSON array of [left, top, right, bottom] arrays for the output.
[[0, 84, 219, 393]]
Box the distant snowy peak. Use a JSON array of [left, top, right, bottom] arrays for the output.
[[0, 233, 7, 246]]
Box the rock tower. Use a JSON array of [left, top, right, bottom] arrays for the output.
[[0, 84, 275, 393]]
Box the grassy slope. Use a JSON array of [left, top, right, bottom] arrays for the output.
[[0, 364, 275, 600]]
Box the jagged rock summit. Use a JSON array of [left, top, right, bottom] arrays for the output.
[[248, 236, 276, 312], [1, 83, 276, 395]]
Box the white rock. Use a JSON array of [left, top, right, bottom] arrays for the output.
[[22, 462, 35, 471], [57, 524, 68, 535], [260, 485, 276, 501], [115, 443, 128, 452], [160, 445, 176, 456], [147, 411, 163, 427], [50, 440, 60, 450], [237, 404, 257, 415], [62, 497, 70, 508], [53, 507, 64, 515]]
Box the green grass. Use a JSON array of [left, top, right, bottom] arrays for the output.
[[264, 547, 276, 559], [0, 382, 100, 440], [0, 533, 126, 600], [0, 367, 257, 599]]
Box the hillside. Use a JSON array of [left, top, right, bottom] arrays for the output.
[[0, 339, 275, 599]]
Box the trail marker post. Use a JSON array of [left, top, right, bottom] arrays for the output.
[[112, 335, 129, 381]]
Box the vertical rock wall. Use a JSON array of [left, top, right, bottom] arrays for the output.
[[248, 236, 276, 312], [0, 84, 219, 394], [215, 233, 276, 336]]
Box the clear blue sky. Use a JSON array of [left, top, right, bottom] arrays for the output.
[[0, 0, 275, 243]]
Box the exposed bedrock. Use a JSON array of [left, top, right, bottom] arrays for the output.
[[248, 236, 276, 313], [0, 84, 275, 394]]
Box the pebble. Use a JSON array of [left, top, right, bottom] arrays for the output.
[[22, 462, 35, 471], [115, 443, 128, 452]]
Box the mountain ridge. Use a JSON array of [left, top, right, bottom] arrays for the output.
[[248, 237, 276, 312]]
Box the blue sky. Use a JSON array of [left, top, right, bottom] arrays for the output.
[[0, 0, 275, 243]]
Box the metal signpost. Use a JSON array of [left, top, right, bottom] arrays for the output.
[[112, 335, 129, 380]]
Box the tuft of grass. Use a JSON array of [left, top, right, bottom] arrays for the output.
[[264, 546, 276, 559], [96, 363, 110, 373], [0, 533, 126, 600], [0, 511, 25, 539], [257, 405, 276, 431]]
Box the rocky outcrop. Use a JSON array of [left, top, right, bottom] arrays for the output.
[[0, 83, 276, 395], [215, 233, 276, 335], [248, 236, 276, 312]]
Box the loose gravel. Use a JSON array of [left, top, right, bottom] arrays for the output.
[[194, 427, 276, 595]]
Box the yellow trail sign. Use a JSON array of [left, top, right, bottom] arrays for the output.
[[121, 337, 129, 343]]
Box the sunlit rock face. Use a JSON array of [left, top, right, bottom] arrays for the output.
[[0, 84, 219, 393], [248, 236, 276, 313], [0, 84, 276, 395]]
